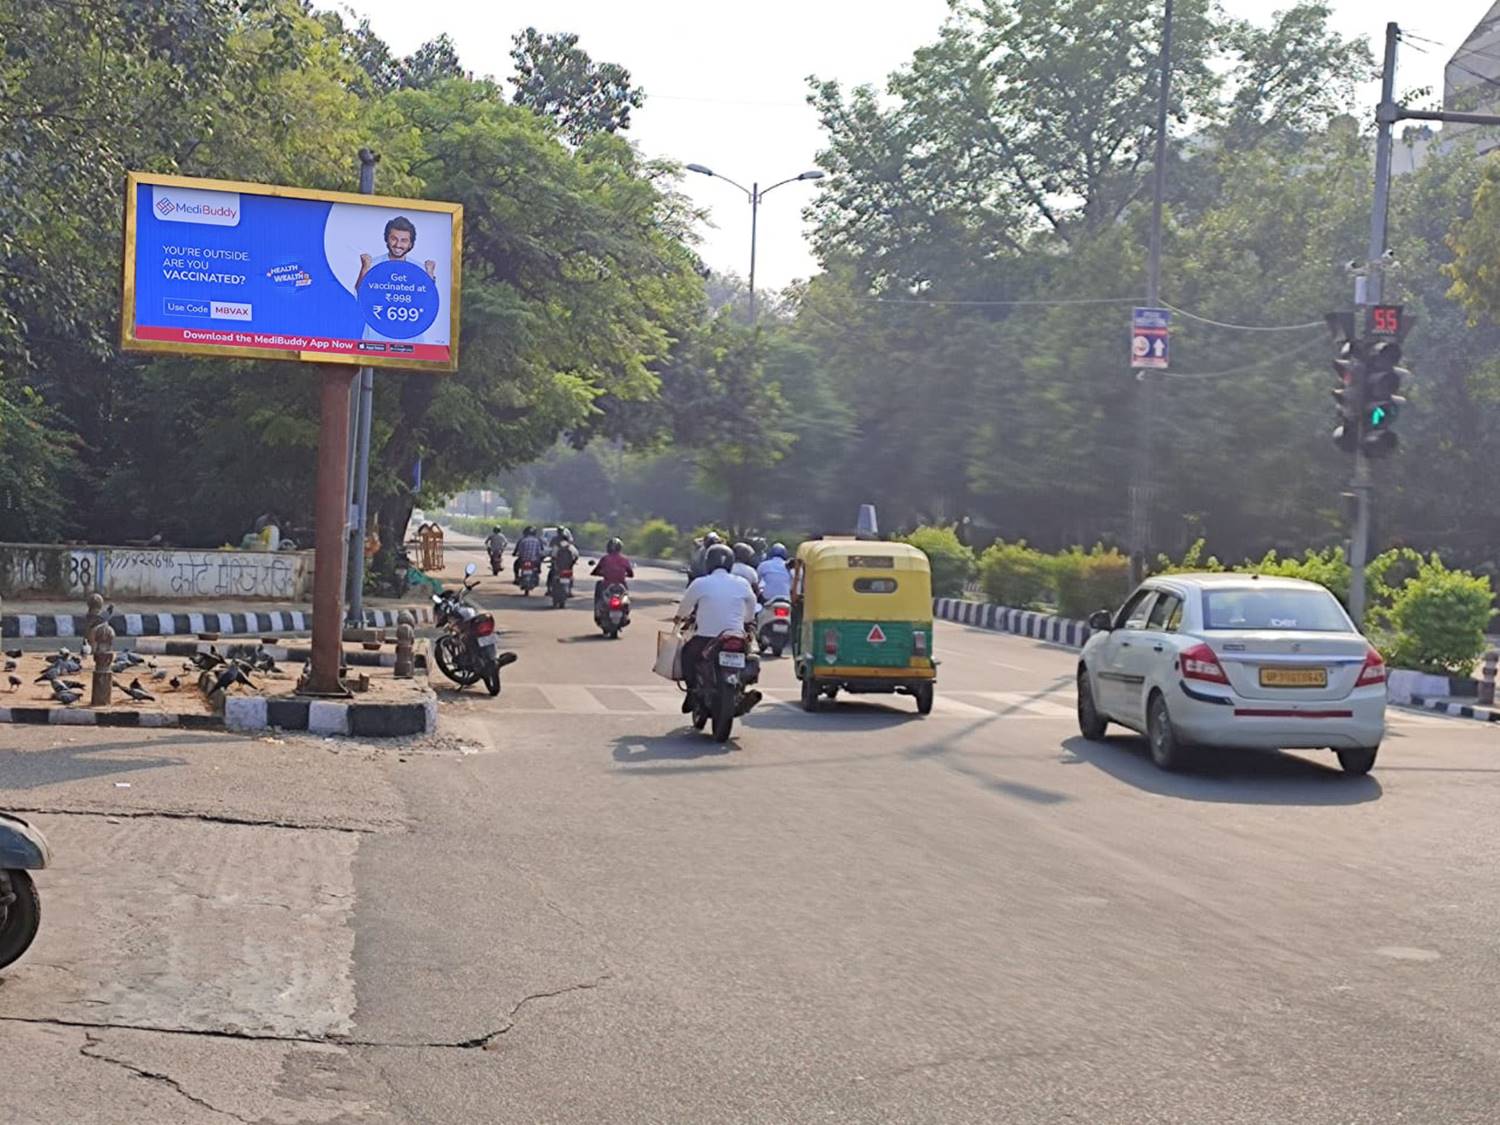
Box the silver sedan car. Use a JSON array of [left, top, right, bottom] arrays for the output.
[[1076, 574, 1386, 775]]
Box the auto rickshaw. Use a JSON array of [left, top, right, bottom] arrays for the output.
[[791, 539, 936, 714]]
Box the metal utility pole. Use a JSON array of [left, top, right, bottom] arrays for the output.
[[1130, 0, 1173, 585], [346, 148, 379, 625], [684, 163, 824, 325], [1348, 23, 1399, 627]]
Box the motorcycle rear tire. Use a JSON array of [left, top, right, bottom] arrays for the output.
[[0, 870, 41, 970], [711, 690, 735, 743], [434, 635, 481, 687], [771, 640, 785, 658]]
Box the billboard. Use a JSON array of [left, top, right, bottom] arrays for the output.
[[121, 172, 462, 372]]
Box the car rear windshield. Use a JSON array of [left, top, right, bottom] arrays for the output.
[[1202, 587, 1349, 632]]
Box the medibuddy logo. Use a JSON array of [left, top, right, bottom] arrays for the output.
[[150, 186, 241, 227]]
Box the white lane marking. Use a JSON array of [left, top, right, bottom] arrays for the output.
[[969, 691, 1075, 717], [536, 684, 609, 713]]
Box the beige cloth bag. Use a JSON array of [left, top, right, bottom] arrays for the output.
[[654, 630, 685, 680]]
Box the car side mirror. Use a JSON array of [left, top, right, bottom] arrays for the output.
[[464, 562, 477, 577], [1088, 610, 1114, 632]]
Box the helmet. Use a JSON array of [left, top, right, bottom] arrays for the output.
[[705, 544, 734, 573], [733, 542, 755, 566], [703, 531, 723, 546], [492, 526, 502, 534], [770, 542, 788, 560], [606, 537, 623, 554], [524, 526, 537, 537], [751, 537, 768, 554], [559, 527, 573, 542]]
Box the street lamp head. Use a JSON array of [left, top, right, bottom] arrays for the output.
[[686, 163, 714, 177], [798, 170, 825, 181]]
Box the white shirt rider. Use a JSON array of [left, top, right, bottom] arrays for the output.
[[731, 561, 762, 599], [678, 569, 758, 638], [756, 557, 792, 602]]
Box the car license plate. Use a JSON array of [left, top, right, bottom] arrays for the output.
[[718, 652, 746, 668], [1259, 665, 1326, 688], [478, 635, 498, 648]]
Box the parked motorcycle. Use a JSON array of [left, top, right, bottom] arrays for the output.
[[688, 631, 761, 743], [0, 813, 49, 970], [594, 583, 631, 638], [517, 559, 540, 596], [756, 597, 793, 657], [433, 563, 516, 695], [548, 565, 574, 609]]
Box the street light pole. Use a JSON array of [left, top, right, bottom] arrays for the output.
[[686, 164, 824, 325]]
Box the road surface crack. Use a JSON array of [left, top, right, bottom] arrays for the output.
[[3, 805, 387, 833], [80, 1031, 252, 1122], [455, 974, 615, 1050]]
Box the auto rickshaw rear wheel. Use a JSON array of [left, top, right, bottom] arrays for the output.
[[913, 684, 934, 715], [0, 870, 40, 971]]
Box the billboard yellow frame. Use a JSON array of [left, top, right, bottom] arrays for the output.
[[120, 171, 463, 374]]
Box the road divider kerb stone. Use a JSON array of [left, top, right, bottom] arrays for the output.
[[1, 605, 434, 639]]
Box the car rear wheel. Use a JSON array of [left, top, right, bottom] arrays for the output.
[[1147, 692, 1190, 772], [1076, 669, 1107, 741], [1336, 746, 1378, 776]]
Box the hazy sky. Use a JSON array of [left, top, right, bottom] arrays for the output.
[[341, 0, 1494, 289]]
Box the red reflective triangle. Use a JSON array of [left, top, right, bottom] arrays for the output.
[[867, 624, 886, 644]]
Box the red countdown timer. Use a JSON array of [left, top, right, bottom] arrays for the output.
[[1366, 304, 1403, 337]]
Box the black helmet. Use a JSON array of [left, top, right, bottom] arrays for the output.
[[524, 526, 537, 536], [606, 537, 623, 553], [704, 531, 723, 546], [705, 544, 734, 573], [492, 526, 502, 534], [733, 542, 754, 565]]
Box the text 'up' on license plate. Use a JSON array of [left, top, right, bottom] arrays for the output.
[[718, 652, 746, 668], [1259, 665, 1327, 688]]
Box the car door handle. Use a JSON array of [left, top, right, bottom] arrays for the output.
[[1152, 644, 1164, 652], [1120, 640, 1132, 647]]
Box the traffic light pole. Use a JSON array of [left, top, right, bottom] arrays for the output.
[[1348, 22, 1399, 628]]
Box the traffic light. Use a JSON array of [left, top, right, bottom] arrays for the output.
[[1330, 339, 1363, 454], [1362, 339, 1408, 458]]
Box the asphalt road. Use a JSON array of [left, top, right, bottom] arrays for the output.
[[5, 553, 1500, 1123]]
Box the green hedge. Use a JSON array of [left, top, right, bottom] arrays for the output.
[[1381, 555, 1493, 675], [1053, 545, 1132, 620], [900, 526, 975, 598], [978, 540, 1051, 609]]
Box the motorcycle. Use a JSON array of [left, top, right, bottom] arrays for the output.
[[687, 630, 761, 743], [756, 597, 793, 657], [488, 547, 505, 576], [594, 582, 631, 638], [0, 813, 49, 970], [433, 563, 516, 695], [548, 565, 574, 609], [517, 559, 540, 596]]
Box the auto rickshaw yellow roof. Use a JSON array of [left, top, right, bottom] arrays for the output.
[[796, 539, 930, 570]]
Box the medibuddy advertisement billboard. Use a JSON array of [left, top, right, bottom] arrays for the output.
[[121, 172, 462, 372]]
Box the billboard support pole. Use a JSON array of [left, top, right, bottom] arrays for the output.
[[346, 149, 379, 625], [306, 366, 357, 696]]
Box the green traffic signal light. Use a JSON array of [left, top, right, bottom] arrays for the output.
[[1369, 404, 1388, 427]]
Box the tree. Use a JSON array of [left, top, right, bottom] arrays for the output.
[[508, 28, 645, 144], [400, 35, 465, 89]]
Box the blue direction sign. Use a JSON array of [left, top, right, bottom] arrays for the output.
[[1131, 306, 1170, 369]]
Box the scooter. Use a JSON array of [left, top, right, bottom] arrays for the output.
[[548, 565, 574, 609], [0, 813, 49, 970], [517, 559, 540, 596], [488, 547, 505, 576], [594, 583, 630, 638], [756, 597, 793, 657], [433, 563, 516, 696]]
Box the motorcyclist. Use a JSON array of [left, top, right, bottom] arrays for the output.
[[513, 525, 544, 583], [756, 542, 793, 603], [689, 531, 723, 582], [731, 542, 763, 601], [547, 527, 580, 592], [592, 537, 634, 603], [750, 537, 769, 567], [484, 526, 508, 564], [675, 544, 760, 714]]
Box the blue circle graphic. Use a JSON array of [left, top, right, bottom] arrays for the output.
[[358, 259, 440, 339]]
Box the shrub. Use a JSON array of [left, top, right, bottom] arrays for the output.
[[1383, 555, 1493, 675], [1152, 538, 1225, 575], [1053, 544, 1132, 620], [900, 526, 975, 598], [571, 521, 610, 552], [1245, 546, 1351, 604], [979, 540, 1053, 608], [629, 518, 681, 560]]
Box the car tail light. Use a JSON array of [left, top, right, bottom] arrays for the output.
[[913, 630, 927, 656], [609, 596, 623, 609], [1357, 646, 1386, 687], [823, 628, 839, 659], [473, 616, 495, 637], [773, 605, 790, 618], [721, 635, 747, 653], [1180, 642, 1229, 685]]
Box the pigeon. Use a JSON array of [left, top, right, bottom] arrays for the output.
[[168, 676, 181, 690], [56, 679, 84, 691], [123, 651, 144, 666], [150, 668, 167, 681], [191, 649, 225, 672], [2, 660, 15, 673], [120, 678, 154, 702], [213, 663, 255, 693], [146, 659, 157, 670], [34, 670, 59, 685], [53, 689, 81, 705], [3, 649, 21, 659], [7, 675, 19, 692]]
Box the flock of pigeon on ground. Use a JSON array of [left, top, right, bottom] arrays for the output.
[[3, 643, 282, 706]]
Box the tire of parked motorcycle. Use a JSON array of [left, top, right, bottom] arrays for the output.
[[711, 690, 735, 743], [483, 665, 502, 696], [435, 635, 480, 686], [0, 870, 41, 971]]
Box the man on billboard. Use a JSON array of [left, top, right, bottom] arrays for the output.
[[356, 216, 436, 289]]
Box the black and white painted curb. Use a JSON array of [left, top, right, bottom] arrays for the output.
[[1, 605, 434, 639], [0, 707, 224, 729], [132, 638, 429, 671], [224, 692, 437, 737], [1406, 695, 1500, 724], [933, 597, 1091, 648]]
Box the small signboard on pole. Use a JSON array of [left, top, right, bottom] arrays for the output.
[[1131, 307, 1170, 369]]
